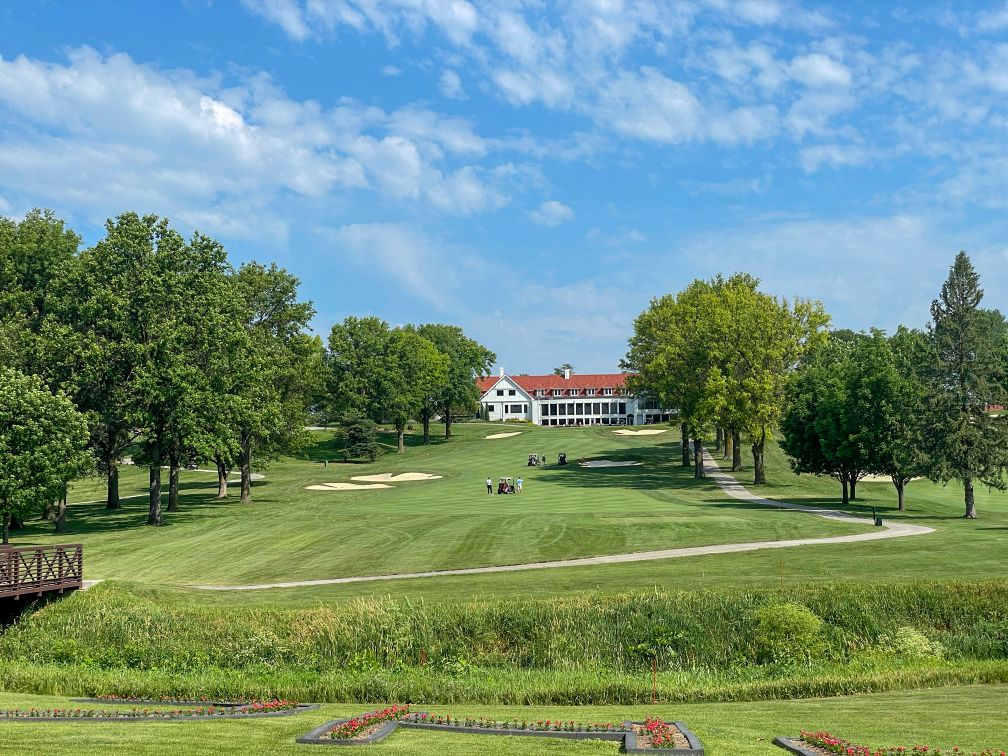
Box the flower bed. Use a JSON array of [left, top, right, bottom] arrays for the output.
[[297, 707, 703, 752], [775, 730, 1006, 756], [0, 699, 313, 722]]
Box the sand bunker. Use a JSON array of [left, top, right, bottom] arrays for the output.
[[306, 482, 392, 491], [351, 473, 442, 482], [613, 429, 668, 436], [860, 474, 923, 483], [485, 432, 523, 439], [579, 460, 642, 468]]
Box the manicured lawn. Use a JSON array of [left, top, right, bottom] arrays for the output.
[[14, 424, 871, 587], [0, 685, 1004, 755]]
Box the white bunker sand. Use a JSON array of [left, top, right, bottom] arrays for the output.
[[306, 483, 391, 491], [351, 473, 442, 482], [485, 432, 522, 439], [580, 460, 642, 468], [613, 429, 668, 436]]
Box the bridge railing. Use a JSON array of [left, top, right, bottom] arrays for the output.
[[0, 544, 84, 599]]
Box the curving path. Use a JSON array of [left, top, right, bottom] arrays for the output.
[[192, 450, 934, 591]]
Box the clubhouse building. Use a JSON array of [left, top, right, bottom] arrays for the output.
[[476, 369, 673, 427]]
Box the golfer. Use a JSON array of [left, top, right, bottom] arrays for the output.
[[516, 477, 523, 493], [486, 476, 493, 495]]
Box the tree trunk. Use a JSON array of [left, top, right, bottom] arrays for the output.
[[444, 403, 453, 439], [964, 476, 976, 518], [752, 432, 766, 485], [2, 513, 9, 545], [215, 455, 229, 498], [693, 432, 705, 479], [106, 458, 120, 510], [723, 429, 732, 460], [840, 473, 849, 506], [731, 430, 742, 472], [895, 479, 905, 511], [41, 500, 54, 521], [167, 450, 181, 513], [681, 424, 690, 467], [397, 424, 406, 454], [715, 427, 723, 453], [849, 474, 858, 501], [422, 413, 430, 445], [55, 492, 67, 534], [147, 463, 162, 526], [240, 437, 252, 505]]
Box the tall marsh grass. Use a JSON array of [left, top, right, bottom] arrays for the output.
[[1, 580, 1006, 703]]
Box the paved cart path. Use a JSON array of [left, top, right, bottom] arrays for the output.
[[191, 450, 934, 591]]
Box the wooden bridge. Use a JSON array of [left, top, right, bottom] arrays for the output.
[[0, 544, 83, 600]]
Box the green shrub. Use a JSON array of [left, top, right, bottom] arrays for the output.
[[751, 603, 824, 664], [876, 626, 945, 660]]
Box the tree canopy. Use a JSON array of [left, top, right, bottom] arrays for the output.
[[0, 368, 90, 544]]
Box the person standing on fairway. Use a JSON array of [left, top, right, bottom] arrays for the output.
[[486, 476, 493, 495], [516, 476, 523, 493]]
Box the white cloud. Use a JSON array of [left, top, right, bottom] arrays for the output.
[[586, 227, 645, 246], [978, 3, 1008, 32], [381, 64, 403, 76], [529, 199, 574, 226], [599, 67, 702, 143], [242, 0, 311, 41], [0, 47, 519, 237], [439, 68, 465, 98], [321, 222, 452, 307], [789, 53, 852, 88]]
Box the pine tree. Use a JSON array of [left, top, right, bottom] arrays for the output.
[[926, 251, 1008, 518]]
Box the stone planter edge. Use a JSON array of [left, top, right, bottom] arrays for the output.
[[774, 735, 819, 755]]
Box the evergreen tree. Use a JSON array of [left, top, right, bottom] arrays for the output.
[[926, 251, 1008, 518]]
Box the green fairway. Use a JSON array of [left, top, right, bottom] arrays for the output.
[[14, 424, 876, 587], [0, 685, 1005, 755], [3, 424, 1000, 603]]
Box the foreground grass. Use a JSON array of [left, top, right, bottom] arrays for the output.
[[4, 580, 1006, 705], [0, 685, 1005, 755]]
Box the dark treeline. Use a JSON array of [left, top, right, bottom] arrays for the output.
[[624, 253, 1008, 517], [0, 209, 495, 539]]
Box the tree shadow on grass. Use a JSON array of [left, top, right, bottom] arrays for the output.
[[12, 482, 269, 542]]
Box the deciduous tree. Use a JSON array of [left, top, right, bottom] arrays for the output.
[[0, 369, 90, 544]]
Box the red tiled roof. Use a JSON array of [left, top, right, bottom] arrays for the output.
[[477, 373, 631, 395]]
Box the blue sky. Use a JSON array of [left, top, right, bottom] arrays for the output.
[[1, 1, 1007, 373]]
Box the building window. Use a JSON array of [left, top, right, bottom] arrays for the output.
[[567, 402, 574, 415], [508, 389, 516, 396], [553, 388, 562, 396], [575, 402, 583, 415], [618, 402, 627, 414], [602, 402, 611, 414], [603, 388, 613, 396], [586, 388, 596, 396], [523, 404, 528, 412], [537, 389, 545, 397], [569, 388, 579, 396], [488, 405, 495, 412], [496, 389, 504, 396], [593, 402, 601, 414], [510, 404, 523, 413], [559, 403, 567, 416]]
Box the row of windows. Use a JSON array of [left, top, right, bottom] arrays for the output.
[[487, 404, 528, 413], [543, 402, 627, 416], [539, 388, 615, 397], [496, 387, 619, 398], [543, 418, 626, 426]]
